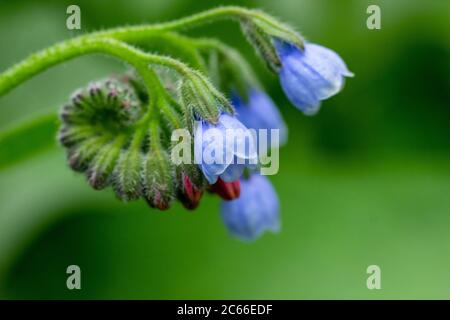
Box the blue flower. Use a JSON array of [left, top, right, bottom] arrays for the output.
[[194, 113, 257, 184], [274, 40, 354, 115], [221, 174, 280, 241], [232, 88, 288, 147]]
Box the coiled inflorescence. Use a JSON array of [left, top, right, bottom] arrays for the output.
[[58, 75, 204, 210], [1, 6, 353, 240]]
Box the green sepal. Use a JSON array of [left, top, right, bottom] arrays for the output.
[[250, 10, 304, 49], [240, 20, 281, 73], [175, 162, 207, 210], [112, 146, 143, 201], [181, 77, 220, 123], [87, 136, 125, 190], [58, 124, 99, 148], [142, 149, 175, 210], [66, 135, 111, 172]]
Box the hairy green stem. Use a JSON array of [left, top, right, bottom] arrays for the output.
[[0, 37, 152, 96], [100, 6, 296, 42], [194, 38, 261, 88], [130, 32, 207, 72], [0, 6, 280, 97], [98, 6, 252, 40], [0, 35, 193, 127]]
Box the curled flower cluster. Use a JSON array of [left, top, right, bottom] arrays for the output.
[[58, 76, 209, 210], [0, 6, 353, 241]]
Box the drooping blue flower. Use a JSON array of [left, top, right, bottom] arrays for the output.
[[194, 113, 257, 184], [274, 40, 354, 115], [232, 88, 288, 148], [221, 174, 280, 241]]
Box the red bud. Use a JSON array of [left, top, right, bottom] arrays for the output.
[[145, 189, 170, 211], [179, 172, 203, 210], [210, 178, 241, 201]]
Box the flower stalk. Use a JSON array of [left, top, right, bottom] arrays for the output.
[[0, 5, 353, 241]]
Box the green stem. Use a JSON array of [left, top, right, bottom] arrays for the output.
[[0, 6, 270, 97], [0, 34, 197, 131], [98, 6, 252, 40], [0, 35, 203, 97], [129, 32, 206, 72], [149, 119, 161, 151], [0, 37, 152, 96], [194, 38, 261, 88], [99, 6, 295, 42], [145, 69, 182, 129]]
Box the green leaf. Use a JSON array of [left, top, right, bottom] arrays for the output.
[[0, 113, 59, 170]]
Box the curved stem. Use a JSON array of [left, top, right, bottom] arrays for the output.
[[194, 38, 261, 88], [0, 32, 183, 130], [98, 6, 251, 40], [0, 6, 242, 95], [0, 33, 195, 130], [1, 6, 281, 98], [0, 35, 202, 96], [128, 32, 206, 72], [99, 6, 295, 42], [145, 70, 182, 129], [0, 6, 277, 96], [0, 37, 150, 96]]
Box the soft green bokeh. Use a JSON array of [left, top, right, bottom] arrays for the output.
[[0, 0, 449, 299]]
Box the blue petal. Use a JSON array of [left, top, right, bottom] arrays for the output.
[[219, 162, 245, 182], [201, 163, 219, 184], [221, 175, 280, 241], [305, 42, 354, 78], [234, 89, 288, 147], [279, 62, 322, 115], [299, 42, 352, 100], [195, 119, 233, 183], [274, 39, 353, 115], [218, 113, 258, 160]]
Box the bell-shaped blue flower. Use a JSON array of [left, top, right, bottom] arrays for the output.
[[232, 89, 288, 148], [221, 174, 280, 241], [194, 113, 257, 184], [274, 40, 354, 115]]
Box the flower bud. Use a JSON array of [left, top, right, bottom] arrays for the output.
[[58, 125, 98, 148], [176, 164, 207, 210], [120, 72, 150, 105], [240, 20, 281, 73], [86, 138, 123, 190], [274, 40, 353, 115], [59, 76, 146, 198], [239, 11, 303, 73], [210, 178, 241, 201], [61, 78, 142, 129], [221, 174, 280, 241], [143, 150, 175, 210], [66, 136, 110, 172], [112, 147, 143, 201], [180, 74, 233, 124]]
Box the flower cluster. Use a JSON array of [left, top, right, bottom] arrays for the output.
[[53, 7, 353, 241]]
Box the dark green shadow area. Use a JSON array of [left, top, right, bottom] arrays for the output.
[[0, 114, 59, 170], [4, 157, 450, 299]]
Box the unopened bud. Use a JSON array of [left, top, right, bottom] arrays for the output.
[[112, 148, 143, 201], [66, 136, 110, 172], [180, 74, 233, 123], [176, 164, 207, 210], [210, 178, 241, 201], [239, 12, 303, 73], [86, 137, 123, 190], [143, 150, 175, 210]]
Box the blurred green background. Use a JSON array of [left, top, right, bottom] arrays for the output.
[[0, 0, 449, 299]]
